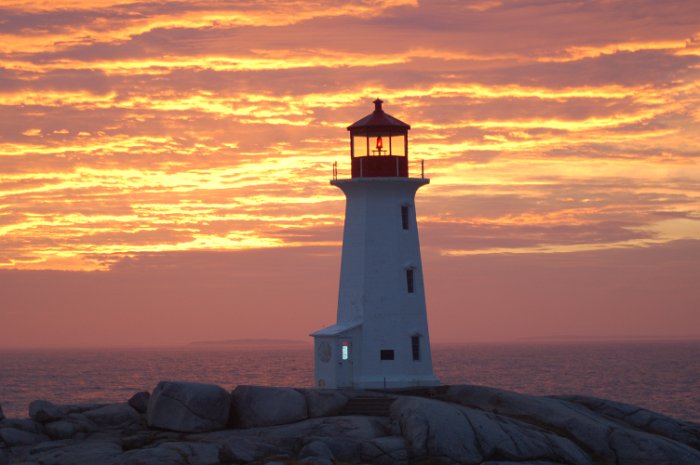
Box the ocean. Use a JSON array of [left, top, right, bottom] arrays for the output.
[[1, 341, 698, 423]]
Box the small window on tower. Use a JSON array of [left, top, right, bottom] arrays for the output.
[[341, 341, 350, 360], [411, 335, 420, 361], [380, 349, 395, 360], [406, 268, 415, 293], [401, 205, 409, 230]]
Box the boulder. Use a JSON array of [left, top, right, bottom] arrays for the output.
[[28, 401, 64, 423], [360, 436, 409, 465], [120, 431, 156, 451], [391, 396, 590, 465], [303, 436, 361, 462], [301, 389, 349, 417], [219, 436, 285, 463], [0, 419, 44, 434], [63, 413, 98, 435], [299, 439, 335, 460], [559, 394, 700, 450], [231, 385, 307, 428], [83, 404, 141, 428], [391, 396, 482, 464], [481, 462, 570, 465], [300, 456, 333, 465], [116, 445, 186, 465], [28, 439, 121, 465], [0, 427, 49, 447], [44, 421, 77, 440], [28, 401, 106, 424], [254, 414, 388, 443], [147, 381, 230, 433], [29, 439, 73, 455], [446, 385, 700, 465], [128, 391, 150, 414], [156, 442, 221, 465]]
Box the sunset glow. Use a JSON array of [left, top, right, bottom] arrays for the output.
[[1, 0, 699, 347]]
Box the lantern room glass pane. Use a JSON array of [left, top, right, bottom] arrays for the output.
[[352, 133, 407, 157], [352, 135, 368, 157], [391, 135, 406, 156]]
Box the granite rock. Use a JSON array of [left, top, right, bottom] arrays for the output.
[[300, 456, 333, 465], [0, 420, 44, 435], [558, 394, 700, 450], [83, 404, 141, 428], [62, 413, 98, 435], [360, 436, 409, 465], [299, 439, 335, 460], [4, 383, 700, 465], [256, 415, 389, 442], [301, 389, 349, 418], [156, 441, 221, 465], [231, 385, 308, 428], [218, 436, 285, 463], [28, 401, 105, 424], [391, 396, 591, 465], [304, 435, 361, 462], [28, 439, 121, 465], [43, 421, 76, 440], [446, 384, 700, 465], [28, 401, 63, 423], [481, 462, 570, 465], [0, 428, 49, 448], [128, 391, 150, 414], [147, 381, 230, 433], [115, 445, 186, 465]]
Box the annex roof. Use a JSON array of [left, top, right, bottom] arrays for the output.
[[310, 321, 362, 337]]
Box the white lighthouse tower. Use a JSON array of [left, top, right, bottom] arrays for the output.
[[312, 99, 439, 389]]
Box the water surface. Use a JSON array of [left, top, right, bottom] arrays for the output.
[[1, 341, 698, 422]]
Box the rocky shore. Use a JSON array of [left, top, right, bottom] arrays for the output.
[[1, 382, 699, 465]]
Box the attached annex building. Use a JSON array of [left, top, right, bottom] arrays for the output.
[[311, 99, 440, 389]]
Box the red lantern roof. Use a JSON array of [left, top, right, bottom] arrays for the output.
[[347, 99, 410, 133]]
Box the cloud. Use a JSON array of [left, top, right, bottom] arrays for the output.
[[0, 0, 698, 291]]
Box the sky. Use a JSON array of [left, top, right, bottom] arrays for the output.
[[1, 0, 699, 348]]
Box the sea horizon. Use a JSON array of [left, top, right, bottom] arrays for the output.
[[2, 335, 699, 351]]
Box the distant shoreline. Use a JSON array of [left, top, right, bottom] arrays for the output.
[[1, 337, 699, 351], [188, 338, 309, 347]]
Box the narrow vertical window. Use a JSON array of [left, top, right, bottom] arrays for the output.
[[406, 268, 414, 293], [411, 336, 420, 361], [401, 205, 409, 230], [342, 341, 350, 360]]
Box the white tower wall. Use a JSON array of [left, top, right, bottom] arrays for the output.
[[330, 177, 439, 389]]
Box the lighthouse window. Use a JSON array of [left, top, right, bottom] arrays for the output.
[[401, 205, 409, 230], [380, 349, 395, 360], [411, 336, 420, 361], [341, 341, 350, 360], [406, 268, 415, 293]]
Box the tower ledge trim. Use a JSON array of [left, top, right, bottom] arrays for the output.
[[330, 177, 430, 187]]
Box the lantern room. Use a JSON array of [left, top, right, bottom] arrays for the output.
[[347, 99, 410, 178]]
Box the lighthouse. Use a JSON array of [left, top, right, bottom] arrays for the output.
[[311, 99, 440, 389]]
